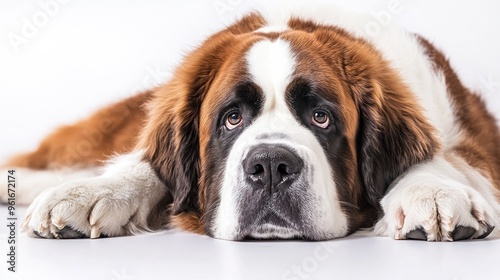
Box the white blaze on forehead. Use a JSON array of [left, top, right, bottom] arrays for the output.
[[245, 39, 296, 113], [254, 25, 289, 33]]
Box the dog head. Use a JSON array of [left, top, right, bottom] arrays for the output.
[[140, 14, 437, 240]]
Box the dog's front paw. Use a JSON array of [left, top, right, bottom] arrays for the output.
[[21, 177, 149, 239], [375, 182, 496, 241]]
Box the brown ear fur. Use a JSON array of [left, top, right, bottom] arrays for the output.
[[137, 14, 266, 226], [343, 48, 439, 209]]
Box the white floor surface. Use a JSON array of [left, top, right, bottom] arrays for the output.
[[1, 206, 500, 280]]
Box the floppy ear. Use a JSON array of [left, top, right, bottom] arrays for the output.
[[352, 71, 439, 209], [137, 14, 266, 215], [139, 78, 202, 215]]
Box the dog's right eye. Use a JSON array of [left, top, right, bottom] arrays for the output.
[[225, 112, 243, 130]]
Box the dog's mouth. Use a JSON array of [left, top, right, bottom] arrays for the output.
[[245, 213, 302, 240]]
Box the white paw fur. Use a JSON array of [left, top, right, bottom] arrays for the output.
[[21, 151, 167, 238], [375, 157, 500, 241]]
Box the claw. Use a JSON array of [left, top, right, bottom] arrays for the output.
[[37, 224, 46, 234], [90, 225, 101, 239], [52, 219, 66, 230], [21, 217, 30, 231], [476, 223, 495, 239], [394, 208, 406, 240], [396, 208, 405, 230]]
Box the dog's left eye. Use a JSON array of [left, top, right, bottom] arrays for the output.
[[312, 110, 330, 128], [225, 112, 243, 130]]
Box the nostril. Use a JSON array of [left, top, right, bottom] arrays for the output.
[[248, 164, 266, 186], [253, 164, 264, 175], [277, 162, 301, 175], [277, 163, 288, 175]]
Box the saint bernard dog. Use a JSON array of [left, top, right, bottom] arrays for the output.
[[2, 3, 500, 242]]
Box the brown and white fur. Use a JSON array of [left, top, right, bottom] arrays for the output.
[[2, 3, 500, 241]]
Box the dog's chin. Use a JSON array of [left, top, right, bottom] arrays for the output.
[[242, 212, 304, 240], [247, 224, 302, 240]]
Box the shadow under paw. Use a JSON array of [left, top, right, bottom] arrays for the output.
[[405, 227, 427, 241], [405, 224, 495, 241], [33, 226, 109, 239]]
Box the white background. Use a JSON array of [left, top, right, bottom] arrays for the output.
[[1, 0, 500, 280], [0, 0, 499, 162]]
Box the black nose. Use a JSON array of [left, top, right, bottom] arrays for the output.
[[243, 144, 303, 193]]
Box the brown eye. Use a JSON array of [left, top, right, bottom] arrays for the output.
[[225, 112, 242, 130], [312, 110, 330, 128]]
